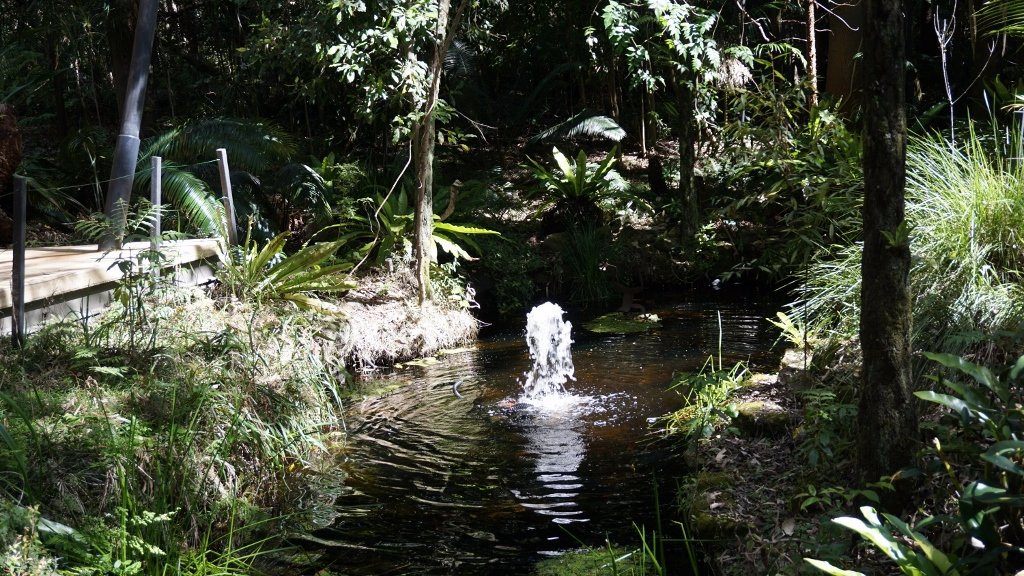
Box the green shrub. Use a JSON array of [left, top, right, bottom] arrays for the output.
[[525, 145, 628, 235], [797, 123, 1024, 355], [807, 351, 1024, 575], [702, 96, 862, 282]]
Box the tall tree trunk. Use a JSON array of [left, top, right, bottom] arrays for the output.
[[807, 0, 819, 108], [412, 0, 469, 304], [101, 0, 158, 249], [107, 0, 135, 121], [825, 0, 865, 113], [858, 0, 917, 484], [676, 77, 698, 238], [0, 103, 22, 245]]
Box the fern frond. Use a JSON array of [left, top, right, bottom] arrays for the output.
[[146, 118, 296, 173], [132, 164, 221, 234]]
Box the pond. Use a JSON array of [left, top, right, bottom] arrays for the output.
[[311, 293, 782, 574]]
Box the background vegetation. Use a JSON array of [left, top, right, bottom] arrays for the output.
[[2, 0, 1024, 573]]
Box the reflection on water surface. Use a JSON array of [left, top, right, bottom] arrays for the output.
[[311, 296, 781, 574]]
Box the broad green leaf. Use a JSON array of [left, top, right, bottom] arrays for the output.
[[552, 147, 575, 181], [923, 351, 1003, 400], [250, 232, 290, 273], [268, 239, 346, 280], [283, 293, 346, 316], [803, 558, 866, 576], [1010, 355, 1024, 382], [574, 149, 587, 197], [434, 234, 474, 261], [882, 513, 953, 576], [962, 481, 1024, 507], [914, 391, 972, 415], [432, 221, 500, 235], [832, 515, 902, 562], [980, 441, 1024, 476]]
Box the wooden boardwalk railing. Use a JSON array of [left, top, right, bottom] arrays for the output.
[[0, 238, 222, 337]]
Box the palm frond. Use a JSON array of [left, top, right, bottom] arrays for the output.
[[444, 38, 476, 80], [977, 0, 1024, 36], [528, 111, 627, 143], [145, 118, 296, 173], [132, 165, 221, 234]]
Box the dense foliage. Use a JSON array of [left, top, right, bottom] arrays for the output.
[[3, 0, 1024, 573]]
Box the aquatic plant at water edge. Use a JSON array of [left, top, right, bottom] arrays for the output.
[[662, 313, 749, 440], [662, 359, 747, 440]]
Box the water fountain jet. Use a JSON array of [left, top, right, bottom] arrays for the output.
[[521, 302, 584, 410]]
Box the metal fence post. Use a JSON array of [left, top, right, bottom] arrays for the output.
[[150, 156, 162, 283], [12, 175, 26, 347], [216, 148, 237, 246]]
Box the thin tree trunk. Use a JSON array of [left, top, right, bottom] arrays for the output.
[[858, 0, 917, 484], [676, 77, 698, 238], [101, 0, 158, 249], [413, 0, 469, 304]]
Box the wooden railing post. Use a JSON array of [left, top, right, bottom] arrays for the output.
[[11, 174, 26, 347], [216, 148, 237, 246]]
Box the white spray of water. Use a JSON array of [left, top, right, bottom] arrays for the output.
[[522, 302, 578, 408]]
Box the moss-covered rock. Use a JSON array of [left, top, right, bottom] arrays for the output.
[[582, 312, 661, 334], [732, 400, 790, 437], [691, 512, 748, 540], [778, 348, 819, 392], [681, 471, 750, 540]]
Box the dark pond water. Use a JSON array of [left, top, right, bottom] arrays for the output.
[[313, 294, 782, 574]]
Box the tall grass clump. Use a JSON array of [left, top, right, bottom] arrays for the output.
[[797, 121, 1024, 356], [0, 281, 349, 574]]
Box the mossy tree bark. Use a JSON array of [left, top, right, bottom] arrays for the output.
[[413, 93, 438, 305], [858, 0, 918, 484], [413, 0, 468, 305], [807, 0, 819, 108]]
